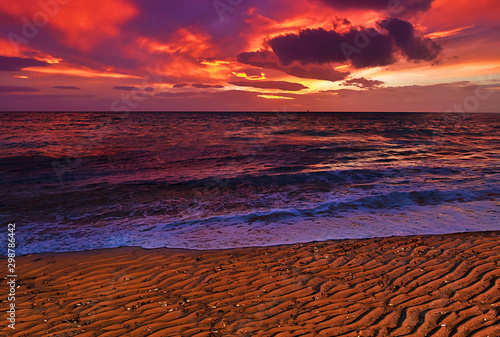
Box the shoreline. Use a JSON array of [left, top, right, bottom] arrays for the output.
[[9, 228, 500, 257], [15, 199, 500, 256], [2, 231, 500, 336]]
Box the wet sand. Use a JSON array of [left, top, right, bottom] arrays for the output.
[[1, 231, 500, 336]]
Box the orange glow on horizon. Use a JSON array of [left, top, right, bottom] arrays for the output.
[[257, 94, 294, 100], [24, 65, 141, 79]]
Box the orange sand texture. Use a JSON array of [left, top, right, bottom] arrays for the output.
[[1, 231, 500, 336]]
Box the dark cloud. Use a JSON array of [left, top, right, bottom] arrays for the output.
[[251, 18, 441, 71], [342, 77, 384, 88], [191, 83, 224, 89], [173, 83, 188, 88], [0, 86, 39, 93], [237, 50, 349, 82], [237, 51, 280, 69], [113, 86, 139, 91], [113, 86, 156, 92], [332, 17, 352, 30], [380, 18, 442, 61], [0, 56, 48, 71], [321, 0, 434, 13], [53, 86, 81, 90], [229, 80, 308, 91], [155, 92, 205, 98], [287, 65, 348, 82], [269, 27, 396, 68]]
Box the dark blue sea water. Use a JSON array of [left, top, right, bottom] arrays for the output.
[[0, 112, 499, 254]]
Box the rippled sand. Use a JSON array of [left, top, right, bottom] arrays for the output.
[[2, 231, 500, 336]]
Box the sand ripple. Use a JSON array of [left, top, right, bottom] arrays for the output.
[[1, 232, 500, 336]]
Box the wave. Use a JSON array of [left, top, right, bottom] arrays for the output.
[[161, 188, 499, 228], [176, 166, 469, 188]]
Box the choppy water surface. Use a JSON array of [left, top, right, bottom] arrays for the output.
[[0, 112, 498, 254]]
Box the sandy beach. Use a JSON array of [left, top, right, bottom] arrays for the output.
[[2, 231, 500, 336]]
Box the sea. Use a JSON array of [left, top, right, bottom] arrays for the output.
[[0, 112, 499, 255]]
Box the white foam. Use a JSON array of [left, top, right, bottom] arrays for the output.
[[16, 200, 499, 255]]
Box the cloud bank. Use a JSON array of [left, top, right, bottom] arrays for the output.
[[0, 56, 48, 71], [320, 0, 434, 13], [229, 80, 308, 91], [238, 17, 442, 80]]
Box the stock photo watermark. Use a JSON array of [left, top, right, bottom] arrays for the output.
[[8, 0, 71, 53], [192, 106, 297, 201], [431, 75, 497, 148], [445, 75, 495, 113], [51, 65, 165, 182], [213, 0, 247, 21], [340, 0, 405, 61], [110, 66, 163, 113], [6, 223, 17, 330]]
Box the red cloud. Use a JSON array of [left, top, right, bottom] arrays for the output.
[[0, 0, 137, 51]]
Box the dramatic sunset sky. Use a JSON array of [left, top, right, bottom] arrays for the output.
[[0, 0, 499, 111]]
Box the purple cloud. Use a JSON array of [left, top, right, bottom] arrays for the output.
[[113, 86, 138, 91], [380, 18, 442, 61], [342, 77, 384, 88], [191, 83, 224, 89], [155, 91, 204, 98], [229, 80, 308, 91], [320, 0, 434, 13], [0, 56, 48, 71], [268, 27, 396, 68], [237, 50, 349, 82], [53, 86, 81, 90], [256, 18, 441, 70]]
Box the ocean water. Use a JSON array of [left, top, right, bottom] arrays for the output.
[[0, 112, 499, 255]]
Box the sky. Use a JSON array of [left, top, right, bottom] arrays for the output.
[[0, 0, 499, 111]]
